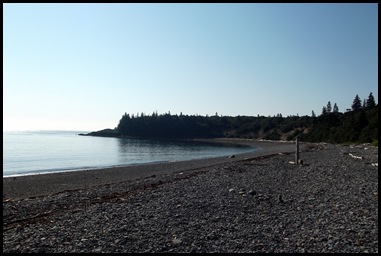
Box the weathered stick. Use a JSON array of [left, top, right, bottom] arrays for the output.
[[295, 136, 300, 164], [349, 153, 364, 160]]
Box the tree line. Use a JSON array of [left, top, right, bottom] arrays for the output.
[[112, 92, 377, 145]]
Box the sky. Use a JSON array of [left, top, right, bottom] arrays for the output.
[[3, 3, 378, 131]]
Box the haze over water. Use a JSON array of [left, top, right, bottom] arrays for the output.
[[3, 130, 258, 177]]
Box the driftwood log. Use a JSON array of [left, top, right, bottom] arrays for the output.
[[349, 153, 364, 160]]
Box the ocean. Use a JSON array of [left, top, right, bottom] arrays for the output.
[[3, 130, 258, 177]]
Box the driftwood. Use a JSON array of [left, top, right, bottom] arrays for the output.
[[348, 153, 364, 160], [288, 159, 303, 165], [295, 136, 300, 164]]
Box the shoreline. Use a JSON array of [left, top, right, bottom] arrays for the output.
[[3, 139, 295, 200], [3, 140, 378, 253], [3, 137, 263, 178]]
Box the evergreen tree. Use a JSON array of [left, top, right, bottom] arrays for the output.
[[322, 106, 327, 115], [366, 92, 376, 108], [352, 94, 362, 111], [363, 99, 367, 109], [106, 105, 378, 144], [333, 103, 339, 113], [326, 101, 332, 113]]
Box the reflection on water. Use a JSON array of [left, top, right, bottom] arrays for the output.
[[3, 131, 257, 177], [117, 138, 254, 163]]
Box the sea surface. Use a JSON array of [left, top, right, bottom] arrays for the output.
[[3, 130, 259, 177]]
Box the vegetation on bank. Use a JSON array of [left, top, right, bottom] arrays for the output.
[[86, 93, 378, 145]]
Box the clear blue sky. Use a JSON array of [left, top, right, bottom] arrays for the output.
[[3, 3, 378, 131]]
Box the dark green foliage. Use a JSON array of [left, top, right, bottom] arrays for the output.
[[303, 106, 378, 144], [321, 106, 327, 115], [352, 94, 362, 111], [326, 101, 332, 113], [333, 103, 339, 113], [115, 93, 377, 144], [366, 92, 376, 109], [117, 113, 223, 139], [264, 130, 281, 140]]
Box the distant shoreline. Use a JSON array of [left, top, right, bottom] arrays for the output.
[[78, 128, 121, 138]]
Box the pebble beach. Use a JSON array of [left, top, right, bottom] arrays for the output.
[[3, 139, 378, 253]]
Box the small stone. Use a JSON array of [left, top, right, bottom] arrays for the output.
[[229, 189, 235, 193], [172, 238, 182, 245], [248, 190, 256, 196], [93, 248, 102, 253]]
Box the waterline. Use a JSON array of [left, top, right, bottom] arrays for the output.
[[3, 131, 258, 177]]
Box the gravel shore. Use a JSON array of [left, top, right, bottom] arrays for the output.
[[3, 140, 378, 253]]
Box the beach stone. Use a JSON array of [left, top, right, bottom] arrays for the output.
[[248, 190, 256, 196], [2, 143, 378, 253], [93, 248, 102, 253], [172, 238, 182, 245]]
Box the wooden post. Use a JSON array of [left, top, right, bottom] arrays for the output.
[[295, 136, 300, 164]]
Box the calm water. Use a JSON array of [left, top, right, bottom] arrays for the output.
[[3, 130, 258, 177]]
